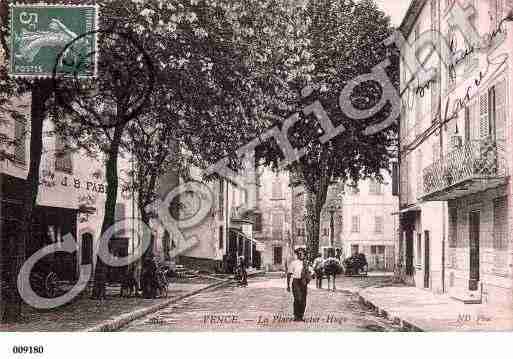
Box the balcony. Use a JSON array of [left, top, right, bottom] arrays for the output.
[[421, 139, 508, 201]]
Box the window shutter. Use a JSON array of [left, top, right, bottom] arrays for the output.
[[392, 162, 399, 196], [470, 101, 479, 141], [416, 150, 423, 196], [479, 92, 489, 139], [464, 107, 470, 142], [490, 0, 498, 34], [498, 0, 504, 29], [493, 197, 508, 250], [55, 135, 73, 173], [494, 80, 506, 143]]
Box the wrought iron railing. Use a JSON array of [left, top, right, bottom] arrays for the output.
[[422, 139, 507, 197]]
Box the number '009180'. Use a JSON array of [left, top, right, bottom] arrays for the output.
[[12, 345, 44, 355]]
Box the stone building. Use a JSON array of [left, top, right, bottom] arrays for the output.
[[253, 168, 292, 272], [398, 0, 513, 305], [0, 95, 138, 310], [291, 172, 398, 272], [341, 174, 398, 272], [153, 159, 261, 273]]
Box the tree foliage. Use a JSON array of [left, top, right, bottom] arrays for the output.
[[257, 0, 399, 260]]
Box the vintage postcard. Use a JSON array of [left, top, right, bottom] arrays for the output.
[[1, 0, 513, 357]]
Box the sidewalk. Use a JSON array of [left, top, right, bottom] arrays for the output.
[[0, 276, 225, 332], [358, 286, 513, 331]]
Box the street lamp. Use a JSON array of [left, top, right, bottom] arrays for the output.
[[327, 203, 341, 248], [328, 206, 335, 248], [327, 186, 343, 251]]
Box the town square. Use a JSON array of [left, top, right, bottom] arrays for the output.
[[1, 1, 513, 356]]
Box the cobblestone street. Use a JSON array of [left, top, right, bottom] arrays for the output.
[[123, 275, 403, 331]]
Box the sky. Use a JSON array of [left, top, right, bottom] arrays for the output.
[[374, 0, 411, 27]]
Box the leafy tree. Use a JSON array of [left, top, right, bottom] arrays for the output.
[[53, 0, 306, 296], [258, 0, 399, 260]]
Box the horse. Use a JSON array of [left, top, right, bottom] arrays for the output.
[[323, 257, 342, 291]]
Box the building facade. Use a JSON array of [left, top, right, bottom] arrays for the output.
[[291, 173, 398, 271], [253, 168, 292, 272], [399, 0, 513, 305], [342, 175, 398, 272], [154, 161, 260, 273], [0, 95, 138, 294]]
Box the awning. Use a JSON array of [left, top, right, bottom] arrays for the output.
[[392, 206, 421, 215], [229, 227, 253, 242]]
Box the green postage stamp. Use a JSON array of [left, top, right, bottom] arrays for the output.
[[9, 4, 98, 79]]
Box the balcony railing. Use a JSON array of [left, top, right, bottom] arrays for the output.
[[421, 139, 507, 201]]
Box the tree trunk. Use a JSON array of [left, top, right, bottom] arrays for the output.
[[2, 80, 50, 322], [304, 186, 321, 262], [304, 174, 329, 263], [91, 122, 125, 299]]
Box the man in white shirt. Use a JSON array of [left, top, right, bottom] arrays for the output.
[[286, 248, 312, 321]]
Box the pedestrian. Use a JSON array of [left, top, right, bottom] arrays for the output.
[[324, 248, 341, 291], [286, 247, 312, 321], [312, 253, 324, 289], [237, 256, 248, 287]]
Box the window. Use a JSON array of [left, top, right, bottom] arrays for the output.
[[416, 232, 422, 265], [494, 80, 507, 142], [371, 245, 377, 255], [489, 86, 496, 138], [351, 216, 360, 233], [114, 203, 126, 222], [218, 226, 224, 249], [14, 119, 26, 164], [323, 227, 328, 236], [273, 246, 283, 265], [272, 179, 282, 199], [254, 213, 262, 232], [378, 245, 385, 254], [369, 180, 382, 195], [490, 0, 504, 34], [392, 162, 399, 196], [272, 212, 283, 239], [218, 180, 224, 220], [55, 135, 73, 173], [464, 106, 471, 142], [447, 29, 457, 85], [416, 150, 423, 195], [374, 216, 384, 234], [351, 244, 359, 255], [493, 197, 508, 250]]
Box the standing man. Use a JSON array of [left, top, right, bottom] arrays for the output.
[[286, 248, 312, 321]]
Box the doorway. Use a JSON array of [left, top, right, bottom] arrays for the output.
[[424, 231, 430, 288], [469, 211, 480, 291], [405, 231, 414, 276]]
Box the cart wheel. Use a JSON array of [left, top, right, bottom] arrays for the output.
[[45, 272, 59, 298]]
